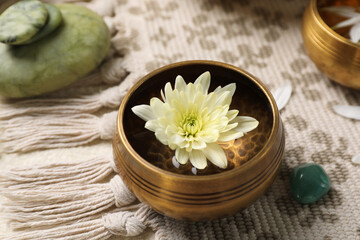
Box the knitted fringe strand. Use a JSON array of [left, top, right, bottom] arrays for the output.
[[0, 111, 118, 153], [0, 156, 114, 188], [0, 85, 125, 120], [0, 69, 140, 120], [0, 156, 171, 240], [0, 116, 171, 237], [0, 204, 164, 240], [1, 167, 135, 229]]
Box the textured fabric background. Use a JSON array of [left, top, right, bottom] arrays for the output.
[[1, 0, 360, 239]]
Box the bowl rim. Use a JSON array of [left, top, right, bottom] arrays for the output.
[[310, 0, 360, 48], [117, 60, 280, 181]]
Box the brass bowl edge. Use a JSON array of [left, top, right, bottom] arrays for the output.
[[113, 60, 285, 220]]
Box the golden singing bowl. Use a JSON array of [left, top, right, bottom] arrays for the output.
[[302, 0, 360, 89], [113, 60, 285, 221]]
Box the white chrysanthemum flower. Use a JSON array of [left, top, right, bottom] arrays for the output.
[[324, 6, 360, 43], [132, 71, 259, 170]]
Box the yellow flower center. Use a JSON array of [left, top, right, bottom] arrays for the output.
[[181, 114, 202, 137]]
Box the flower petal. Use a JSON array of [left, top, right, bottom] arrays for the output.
[[176, 148, 189, 164], [199, 129, 219, 142], [323, 6, 359, 18], [164, 82, 173, 101], [214, 83, 236, 98], [189, 150, 207, 169], [218, 130, 244, 142], [202, 92, 217, 110], [150, 97, 165, 117], [169, 134, 186, 145], [160, 89, 165, 102], [185, 83, 197, 102], [191, 140, 207, 150], [333, 105, 360, 120], [221, 121, 239, 133], [216, 91, 232, 106], [202, 143, 227, 169], [155, 131, 168, 145], [194, 71, 210, 94], [175, 75, 187, 92], [333, 15, 360, 29], [350, 23, 360, 42], [226, 109, 239, 122], [144, 119, 159, 132], [272, 82, 292, 111], [352, 154, 360, 164], [232, 116, 259, 133], [131, 105, 154, 121]]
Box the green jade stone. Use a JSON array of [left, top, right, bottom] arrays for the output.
[[0, 0, 48, 44], [23, 3, 62, 44], [0, 4, 110, 98], [290, 163, 331, 204]]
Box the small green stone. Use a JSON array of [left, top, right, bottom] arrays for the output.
[[0, 0, 48, 44], [290, 163, 331, 204], [23, 4, 62, 44]]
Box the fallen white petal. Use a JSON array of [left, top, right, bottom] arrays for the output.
[[272, 83, 292, 111], [202, 143, 227, 169], [172, 156, 180, 168], [131, 105, 154, 121], [350, 23, 360, 42], [333, 105, 360, 120], [352, 155, 360, 164], [189, 150, 207, 169]]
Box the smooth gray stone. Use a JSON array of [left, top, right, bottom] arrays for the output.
[[0, 4, 110, 98], [23, 3, 62, 44], [0, 0, 48, 44]]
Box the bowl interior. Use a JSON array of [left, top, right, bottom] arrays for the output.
[[122, 62, 273, 175], [318, 0, 360, 41]]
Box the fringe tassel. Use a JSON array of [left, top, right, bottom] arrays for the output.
[[0, 158, 168, 240], [0, 156, 115, 188], [0, 75, 131, 120], [1, 174, 136, 229], [0, 204, 162, 240], [0, 214, 113, 240], [0, 111, 118, 153], [68, 57, 129, 87]]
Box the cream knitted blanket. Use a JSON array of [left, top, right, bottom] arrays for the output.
[[1, 0, 360, 239]]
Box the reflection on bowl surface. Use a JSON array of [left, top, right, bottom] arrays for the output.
[[123, 64, 273, 175], [113, 60, 284, 221]]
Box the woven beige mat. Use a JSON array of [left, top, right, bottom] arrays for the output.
[[1, 0, 360, 239]]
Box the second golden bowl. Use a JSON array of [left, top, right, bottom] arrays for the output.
[[113, 60, 285, 221], [302, 0, 360, 89]]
